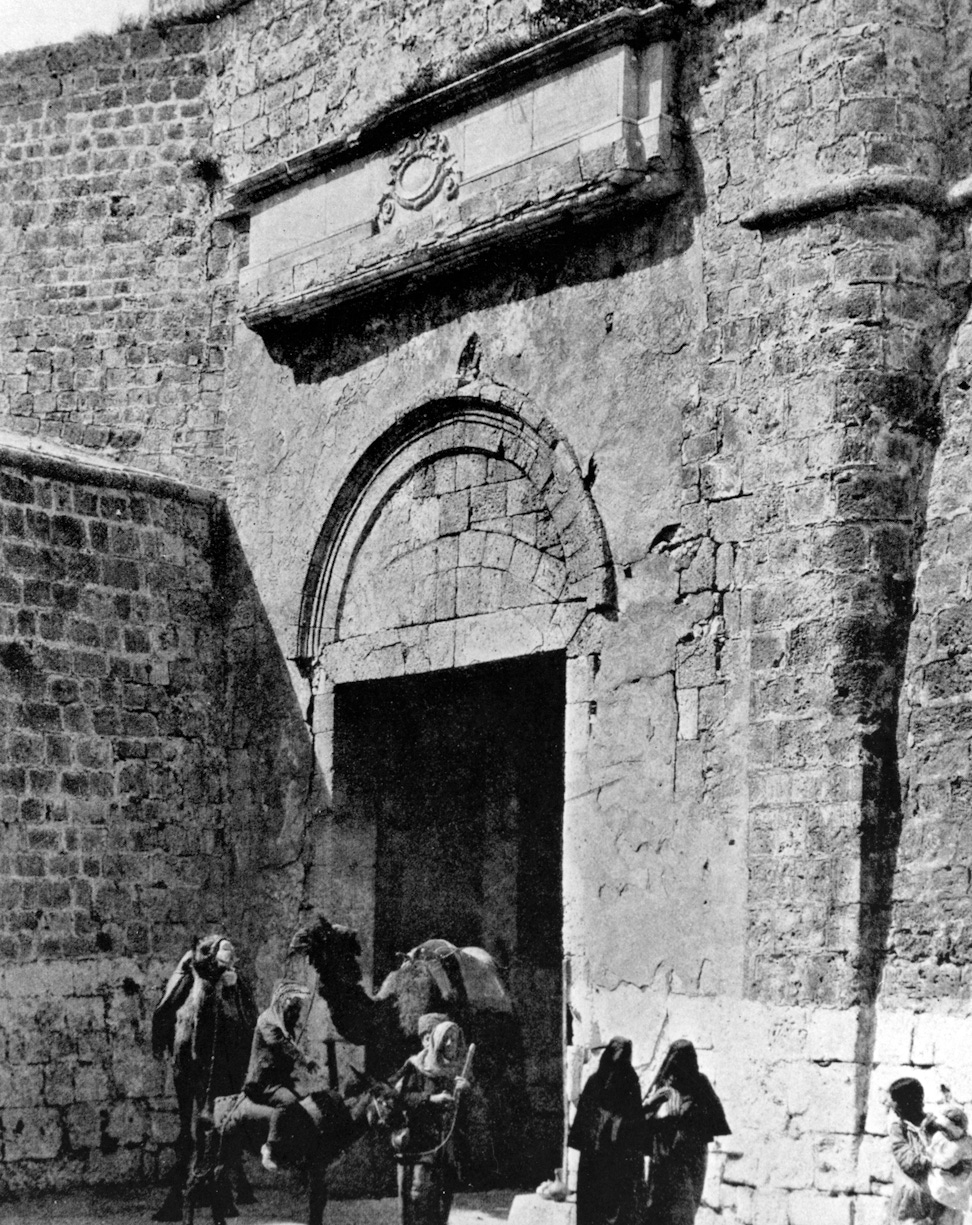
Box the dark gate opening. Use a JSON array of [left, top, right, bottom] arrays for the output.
[[334, 651, 565, 1186]]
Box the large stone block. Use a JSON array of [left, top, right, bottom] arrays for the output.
[[2, 1105, 63, 1161], [786, 1190, 853, 1225], [806, 1008, 858, 1063]]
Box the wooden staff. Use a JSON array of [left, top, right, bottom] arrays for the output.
[[457, 1043, 476, 1090]]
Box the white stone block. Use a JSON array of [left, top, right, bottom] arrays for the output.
[[802, 1063, 859, 1133], [930, 1014, 972, 1072], [677, 685, 699, 739], [757, 1002, 811, 1062], [856, 1131, 893, 1190], [463, 93, 534, 181], [855, 1193, 891, 1225], [702, 1151, 727, 1208], [786, 1190, 853, 1225], [724, 1183, 755, 1225], [807, 1008, 858, 1063], [763, 1135, 815, 1190], [871, 1009, 914, 1065], [813, 1133, 857, 1194], [752, 1187, 788, 1225], [722, 1132, 762, 1188], [934, 1064, 972, 1106]]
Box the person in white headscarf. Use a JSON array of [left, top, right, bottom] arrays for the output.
[[242, 980, 319, 1171], [388, 1012, 472, 1225]]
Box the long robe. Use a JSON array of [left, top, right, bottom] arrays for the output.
[[390, 1023, 467, 1225], [642, 1041, 729, 1225], [568, 1038, 644, 1225]]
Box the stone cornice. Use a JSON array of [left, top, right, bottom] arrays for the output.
[[222, 4, 679, 215], [243, 173, 680, 329], [0, 431, 216, 505], [740, 172, 972, 232]]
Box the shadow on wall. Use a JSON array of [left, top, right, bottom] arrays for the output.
[[256, 190, 702, 385], [246, 4, 738, 391], [207, 504, 332, 987]]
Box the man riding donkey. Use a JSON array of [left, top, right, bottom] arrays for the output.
[[241, 979, 324, 1171]]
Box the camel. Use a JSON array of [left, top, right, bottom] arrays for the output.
[[287, 914, 528, 1186], [151, 935, 258, 1221]]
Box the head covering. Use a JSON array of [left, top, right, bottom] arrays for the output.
[[194, 933, 232, 981], [567, 1036, 642, 1156], [268, 980, 311, 1030], [653, 1039, 699, 1088], [646, 1039, 730, 1142], [593, 1037, 639, 1113], [419, 1020, 463, 1076], [418, 1011, 450, 1038]]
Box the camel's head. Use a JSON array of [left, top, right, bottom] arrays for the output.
[[289, 914, 363, 985], [192, 933, 237, 983]]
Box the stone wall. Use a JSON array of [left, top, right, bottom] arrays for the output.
[[0, 434, 320, 1195], [0, 27, 236, 488], [886, 0, 972, 1011], [0, 438, 226, 1194], [3, 0, 972, 1220], [212, 1, 972, 1222]]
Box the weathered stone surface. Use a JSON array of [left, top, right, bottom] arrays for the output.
[[1, 0, 972, 1219]]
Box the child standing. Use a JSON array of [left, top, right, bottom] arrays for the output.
[[886, 1077, 963, 1224]]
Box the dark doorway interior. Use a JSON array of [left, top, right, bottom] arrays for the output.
[[333, 651, 566, 1184]]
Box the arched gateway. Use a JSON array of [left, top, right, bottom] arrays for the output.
[[297, 396, 614, 1185], [296, 396, 614, 674]]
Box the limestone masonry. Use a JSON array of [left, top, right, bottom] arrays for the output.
[[3, 1, 972, 1222]]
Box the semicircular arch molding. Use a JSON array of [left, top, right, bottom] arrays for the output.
[[296, 398, 615, 672]]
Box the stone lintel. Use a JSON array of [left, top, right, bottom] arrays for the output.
[[312, 601, 590, 686]]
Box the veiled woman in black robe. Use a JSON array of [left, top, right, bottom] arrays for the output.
[[568, 1037, 645, 1225], [642, 1040, 730, 1225]]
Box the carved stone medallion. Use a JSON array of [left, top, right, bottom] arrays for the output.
[[377, 131, 461, 227]]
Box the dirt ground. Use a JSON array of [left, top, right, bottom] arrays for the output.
[[2, 1187, 519, 1225]]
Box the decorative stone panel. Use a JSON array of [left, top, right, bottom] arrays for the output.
[[227, 6, 680, 327]]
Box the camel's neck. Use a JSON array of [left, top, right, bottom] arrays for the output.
[[315, 970, 378, 1048]]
